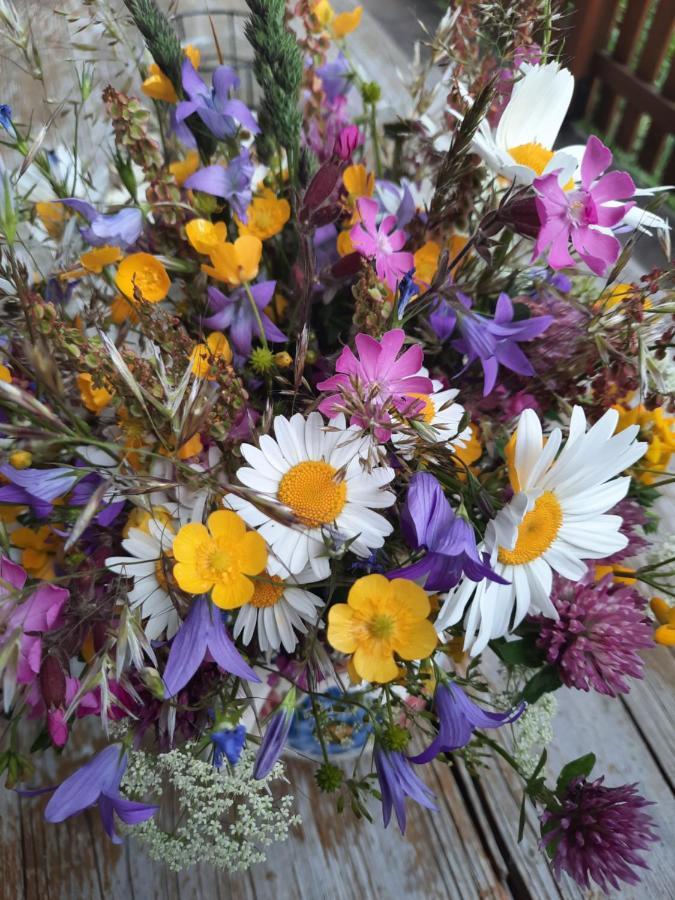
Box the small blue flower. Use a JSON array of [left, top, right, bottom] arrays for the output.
[[0, 104, 13, 133], [211, 725, 246, 768], [396, 268, 418, 317]]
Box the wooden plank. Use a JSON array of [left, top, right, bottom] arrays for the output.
[[594, 53, 675, 133], [567, 0, 620, 80], [638, 58, 675, 171], [592, 0, 652, 133], [614, 0, 675, 151]]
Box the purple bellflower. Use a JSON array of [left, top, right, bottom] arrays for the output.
[[211, 724, 246, 768], [389, 473, 506, 592], [374, 746, 437, 833], [59, 199, 142, 248], [316, 52, 352, 103], [0, 464, 78, 517], [184, 149, 255, 221], [203, 281, 286, 357], [176, 59, 259, 142], [409, 681, 524, 764], [43, 744, 157, 843], [431, 293, 552, 395], [163, 597, 260, 698], [0, 104, 13, 132], [253, 687, 296, 779]]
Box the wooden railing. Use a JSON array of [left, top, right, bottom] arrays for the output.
[[566, 0, 675, 182]]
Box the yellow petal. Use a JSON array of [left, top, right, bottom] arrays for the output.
[[169, 150, 200, 187], [327, 603, 359, 653], [172, 522, 210, 563], [238, 531, 268, 575], [186, 219, 221, 255], [207, 510, 247, 543], [212, 573, 254, 609], [234, 235, 262, 282], [393, 619, 438, 661], [183, 44, 201, 69], [206, 331, 233, 362], [353, 646, 398, 683], [173, 562, 211, 594], [655, 623, 675, 646], [389, 578, 431, 619], [331, 6, 362, 37], [348, 574, 391, 614], [650, 596, 672, 626]]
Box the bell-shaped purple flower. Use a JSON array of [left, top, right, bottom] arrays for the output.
[[59, 199, 142, 248], [211, 724, 246, 768], [0, 464, 78, 517], [176, 59, 259, 142], [203, 280, 286, 358], [389, 473, 506, 591], [409, 682, 524, 764], [163, 597, 260, 698], [184, 149, 255, 221], [374, 746, 437, 833], [43, 744, 157, 843], [253, 687, 296, 779], [316, 52, 352, 103]]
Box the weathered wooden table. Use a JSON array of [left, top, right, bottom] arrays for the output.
[[2, 646, 673, 900]]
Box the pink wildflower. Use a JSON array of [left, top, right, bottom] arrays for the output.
[[350, 197, 414, 290], [533, 135, 635, 275], [317, 328, 433, 440]]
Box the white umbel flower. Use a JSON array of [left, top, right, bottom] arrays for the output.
[[106, 511, 180, 640], [233, 567, 323, 653], [226, 412, 395, 578], [437, 406, 647, 655]]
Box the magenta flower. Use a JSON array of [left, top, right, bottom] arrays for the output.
[[350, 197, 414, 290], [0, 556, 69, 711], [317, 328, 433, 440], [532, 574, 653, 697], [540, 776, 657, 892], [533, 135, 635, 275]]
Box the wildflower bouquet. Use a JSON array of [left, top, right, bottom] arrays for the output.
[[0, 0, 673, 890]]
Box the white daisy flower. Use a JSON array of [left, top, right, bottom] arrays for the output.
[[470, 62, 577, 186], [437, 406, 647, 656], [233, 568, 324, 654], [106, 510, 180, 640], [226, 412, 395, 579], [393, 385, 471, 459]]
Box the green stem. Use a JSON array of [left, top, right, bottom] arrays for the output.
[[369, 102, 382, 177], [243, 280, 269, 352]]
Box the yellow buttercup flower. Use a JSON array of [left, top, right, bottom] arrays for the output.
[[0, 363, 11, 383], [170, 150, 200, 187], [331, 6, 362, 38], [177, 433, 203, 460], [12, 525, 61, 579], [172, 510, 268, 609], [613, 403, 675, 484], [185, 218, 228, 255], [202, 235, 262, 285], [327, 574, 438, 683], [651, 597, 675, 646], [142, 64, 178, 103], [336, 229, 355, 256], [414, 241, 440, 287], [35, 201, 65, 239], [142, 45, 201, 103], [110, 294, 138, 325], [236, 188, 291, 241], [81, 245, 122, 274], [115, 253, 170, 302], [191, 332, 233, 378], [343, 164, 374, 214], [76, 372, 113, 413], [313, 0, 334, 27]]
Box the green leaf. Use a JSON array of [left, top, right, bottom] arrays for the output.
[[520, 665, 562, 704], [555, 753, 596, 795], [491, 637, 546, 668]]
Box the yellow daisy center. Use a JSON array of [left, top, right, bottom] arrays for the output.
[[498, 491, 563, 566], [508, 142, 555, 175], [250, 574, 285, 608], [407, 392, 435, 424], [278, 461, 347, 528]]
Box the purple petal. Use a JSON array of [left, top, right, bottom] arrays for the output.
[[162, 598, 210, 698], [59, 198, 96, 222], [212, 65, 240, 98], [185, 165, 229, 197], [181, 58, 208, 100], [108, 793, 158, 826], [206, 607, 260, 683], [44, 745, 126, 823], [581, 135, 612, 190], [97, 795, 122, 843], [220, 99, 259, 135], [0, 465, 77, 502], [591, 170, 635, 204]]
